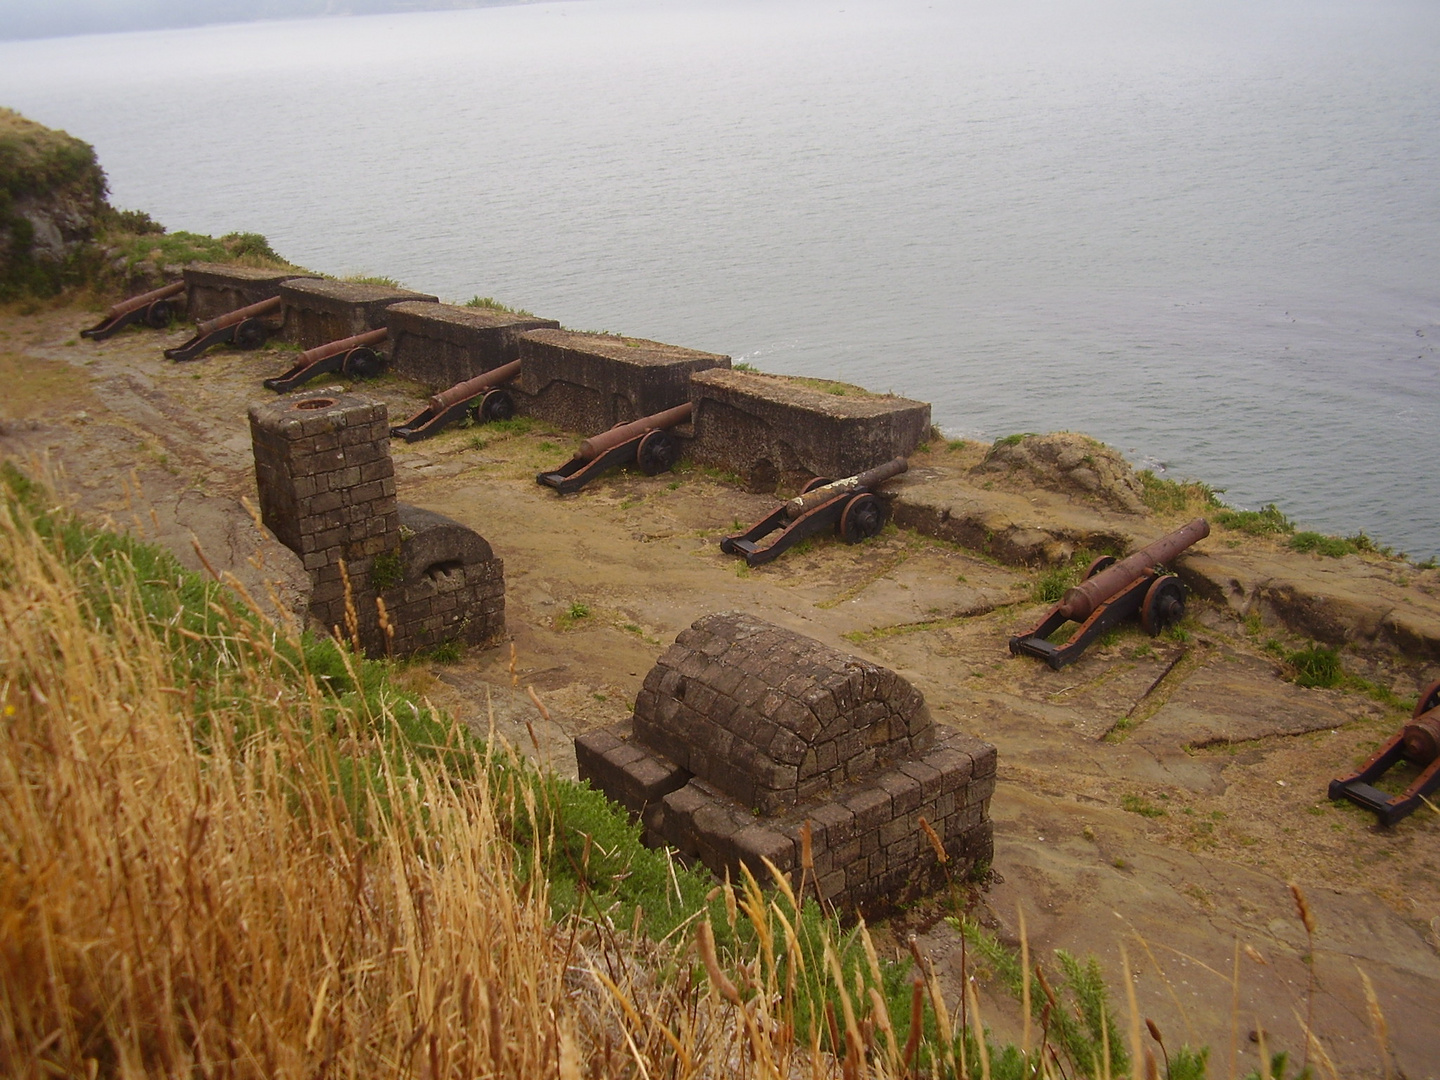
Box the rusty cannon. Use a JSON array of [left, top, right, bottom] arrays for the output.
[[164, 295, 282, 362], [1009, 517, 1209, 669], [80, 280, 185, 341], [1329, 679, 1440, 826], [537, 402, 690, 495], [264, 328, 388, 392], [721, 457, 908, 567], [390, 360, 520, 441]]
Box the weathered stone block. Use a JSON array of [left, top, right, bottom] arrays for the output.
[[278, 278, 438, 349], [514, 329, 728, 434], [687, 368, 931, 493], [384, 300, 559, 391], [183, 263, 317, 324]]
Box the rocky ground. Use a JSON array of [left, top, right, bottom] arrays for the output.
[[3, 297, 1438, 1078]]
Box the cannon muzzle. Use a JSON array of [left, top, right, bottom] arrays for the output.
[[1058, 517, 1210, 623]]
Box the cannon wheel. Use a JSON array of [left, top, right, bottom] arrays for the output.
[[801, 476, 832, 494], [1083, 554, 1117, 580], [233, 318, 268, 350], [144, 299, 173, 329], [1141, 574, 1186, 635], [476, 388, 515, 423], [636, 429, 679, 476], [342, 347, 385, 379], [840, 493, 887, 544], [1414, 679, 1440, 720]]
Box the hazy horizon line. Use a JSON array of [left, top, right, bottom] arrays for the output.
[[0, 0, 565, 44]]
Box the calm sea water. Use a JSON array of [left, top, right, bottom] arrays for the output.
[[3, 0, 1437, 557]]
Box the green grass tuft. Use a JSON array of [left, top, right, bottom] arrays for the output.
[[1214, 503, 1293, 535], [1122, 794, 1166, 818], [343, 273, 403, 288], [1289, 531, 1357, 558], [369, 550, 403, 591], [465, 295, 536, 317], [1286, 644, 1342, 688], [1138, 470, 1222, 515]]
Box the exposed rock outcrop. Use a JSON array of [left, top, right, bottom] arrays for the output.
[[0, 108, 108, 297], [974, 432, 1147, 515]]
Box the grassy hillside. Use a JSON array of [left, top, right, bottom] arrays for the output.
[[0, 107, 106, 297], [0, 107, 301, 300]]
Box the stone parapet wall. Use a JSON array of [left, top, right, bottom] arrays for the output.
[[278, 279, 437, 349], [514, 329, 728, 434], [249, 393, 504, 657], [183, 263, 315, 324], [577, 612, 994, 912], [384, 301, 560, 391], [687, 368, 931, 492], [633, 612, 934, 814]]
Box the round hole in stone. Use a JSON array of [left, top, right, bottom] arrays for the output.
[[294, 397, 336, 410]]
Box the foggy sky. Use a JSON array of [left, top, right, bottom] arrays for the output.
[[0, 0, 527, 41]]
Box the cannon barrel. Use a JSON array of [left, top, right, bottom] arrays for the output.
[[295, 327, 388, 370], [578, 402, 692, 461], [103, 280, 184, 320], [785, 457, 909, 519], [429, 359, 522, 412], [1058, 517, 1209, 623], [195, 295, 282, 336]]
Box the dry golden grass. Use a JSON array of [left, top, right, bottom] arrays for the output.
[[0, 473, 866, 1078], [0, 491, 588, 1076], [0, 475, 1400, 1080]]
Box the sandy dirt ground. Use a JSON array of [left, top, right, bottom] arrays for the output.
[[3, 299, 1437, 1078]]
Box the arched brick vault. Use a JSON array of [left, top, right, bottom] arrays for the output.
[[578, 612, 995, 912]]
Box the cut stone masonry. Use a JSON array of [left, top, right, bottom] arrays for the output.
[[687, 368, 932, 492], [278, 278, 437, 350], [384, 301, 560, 391], [183, 262, 316, 324], [513, 329, 729, 435], [576, 612, 994, 911], [249, 392, 504, 657]]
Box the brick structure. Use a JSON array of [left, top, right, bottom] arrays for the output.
[[278, 279, 438, 350], [249, 393, 504, 657], [384, 301, 560, 391], [687, 368, 932, 493], [183, 263, 316, 323], [513, 329, 728, 434], [576, 613, 994, 911]]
